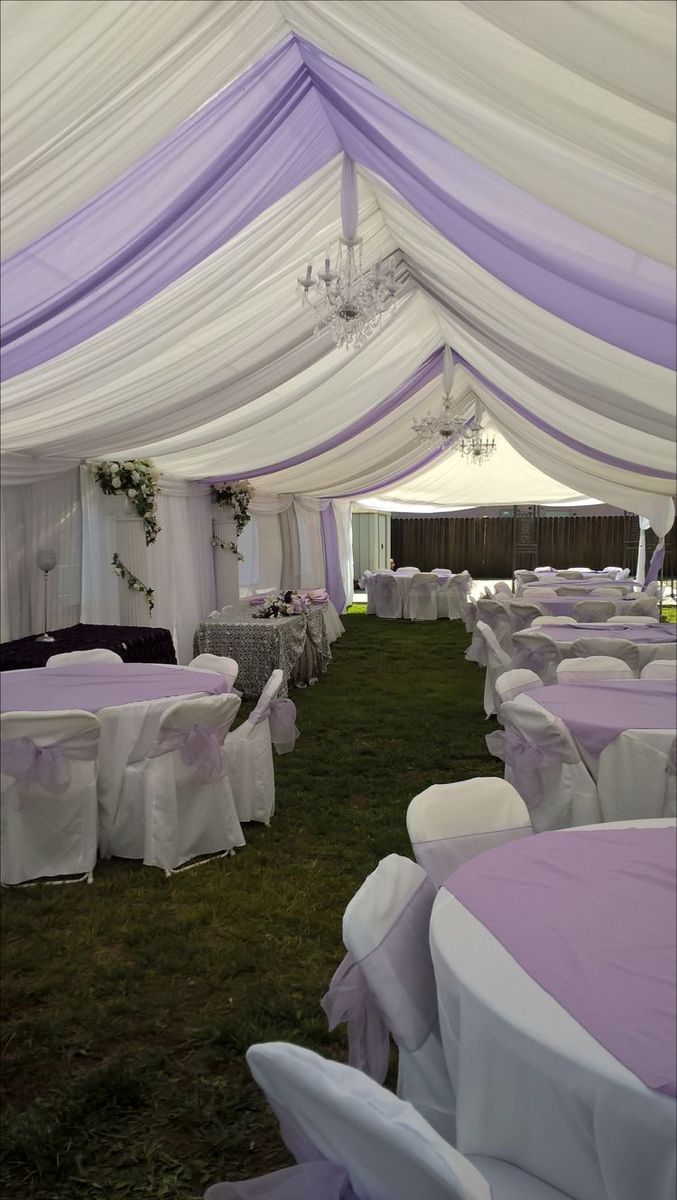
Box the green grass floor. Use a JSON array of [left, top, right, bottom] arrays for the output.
[[1, 612, 501, 1197]]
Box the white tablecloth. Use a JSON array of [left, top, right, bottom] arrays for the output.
[[430, 820, 677, 1200]]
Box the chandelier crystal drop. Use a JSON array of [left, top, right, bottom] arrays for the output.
[[296, 158, 399, 351], [412, 346, 466, 447]]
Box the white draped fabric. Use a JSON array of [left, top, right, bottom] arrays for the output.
[[1, 1, 674, 605]]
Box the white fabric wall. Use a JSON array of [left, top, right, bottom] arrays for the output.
[[333, 499, 354, 605], [1, 468, 82, 641], [238, 513, 284, 596], [294, 498, 327, 589]]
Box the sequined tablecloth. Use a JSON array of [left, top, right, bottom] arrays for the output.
[[193, 605, 331, 697]]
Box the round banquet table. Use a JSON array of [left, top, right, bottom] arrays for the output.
[[0, 663, 232, 849], [517, 595, 649, 619], [527, 678, 676, 822], [430, 821, 677, 1200], [513, 620, 677, 671]]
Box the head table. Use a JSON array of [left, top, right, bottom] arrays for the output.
[[193, 603, 332, 698], [0, 662, 231, 852], [0, 623, 177, 672], [430, 821, 676, 1200]]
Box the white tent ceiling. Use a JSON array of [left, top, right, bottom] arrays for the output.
[[1, 1, 675, 530]]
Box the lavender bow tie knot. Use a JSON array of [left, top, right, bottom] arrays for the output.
[[2, 737, 71, 794], [486, 727, 569, 809], [179, 725, 228, 783]]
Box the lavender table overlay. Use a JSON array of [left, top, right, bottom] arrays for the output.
[[430, 821, 677, 1200], [0, 663, 228, 714], [536, 623, 676, 645], [521, 595, 647, 619], [444, 827, 676, 1096], [527, 679, 675, 757]]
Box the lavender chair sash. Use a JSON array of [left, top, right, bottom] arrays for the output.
[[250, 697, 299, 754], [1, 735, 98, 798], [321, 877, 438, 1081], [204, 1162, 358, 1199], [321, 953, 390, 1083], [412, 826, 532, 888], [486, 727, 574, 810], [150, 724, 229, 783]]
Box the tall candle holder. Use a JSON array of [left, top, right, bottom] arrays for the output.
[[35, 550, 56, 643]]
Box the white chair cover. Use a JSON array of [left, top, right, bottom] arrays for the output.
[[395, 567, 420, 577], [226, 670, 297, 825], [573, 600, 618, 622], [189, 653, 239, 690], [46, 648, 122, 666], [448, 572, 472, 625], [463, 595, 478, 633], [435, 575, 454, 619], [641, 661, 676, 680], [405, 573, 439, 622], [494, 669, 543, 716], [1, 710, 100, 884], [626, 595, 659, 617], [596, 732, 677, 822], [321, 855, 453, 1139], [644, 581, 661, 597], [476, 600, 513, 653], [514, 570, 538, 584], [554, 586, 589, 595], [407, 778, 532, 888], [618, 568, 632, 579], [486, 695, 601, 831], [522, 588, 558, 599], [493, 581, 512, 595], [591, 587, 625, 597], [607, 616, 658, 625], [361, 570, 377, 615], [511, 630, 560, 683], [471, 622, 511, 717], [531, 615, 577, 626], [602, 566, 622, 575], [111, 693, 243, 873], [508, 602, 545, 631], [374, 574, 402, 620], [556, 656, 633, 683], [431, 569, 452, 578], [571, 637, 641, 674]]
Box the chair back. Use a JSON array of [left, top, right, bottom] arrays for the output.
[[573, 600, 617, 623], [571, 637, 640, 674], [509, 601, 545, 630], [406, 573, 439, 621], [241, 1042, 492, 1200], [374, 574, 402, 619], [644, 581, 661, 597], [510, 630, 560, 681], [602, 566, 622, 576], [189, 653, 239, 689], [554, 586, 589, 595], [591, 587, 624, 597], [607, 616, 658, 625], [463, 595, 478, 632], [249, 670, 298, 754], [626, 595, 659, 617], [395, 567, 420, 577], [641, 661, 676, 681], [618, 567, 631, 579], [152, 694, 241, 782], [494, 668, 542, 707], [514, 570, 538, 584], [522, 587, 557, 599], [322, 856, 437, 1082], [531, 615, 576, 626], [1, 710, 100, 797], [431, 568, 451, 578], [46, 648, 122, 667], [493, 581, 511, 595], [474, 621, 510, 668], [407, 778, 531, 887], [476, 599, 512, 650], [556, 656, 633, 683]]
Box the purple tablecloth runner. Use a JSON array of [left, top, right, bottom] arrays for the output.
[[528, 679, 675, 756], [538, 624, 677, 645], [444, 827, 677, 1097], [0, 663, 228, 714]]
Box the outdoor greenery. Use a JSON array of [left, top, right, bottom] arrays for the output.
[[1, 612, 516, 1197]]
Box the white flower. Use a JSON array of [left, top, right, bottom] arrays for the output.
[[131, 471, 140, 482], [110, 462, 120, 471], [127, 488, 137, 498], [111, 477, 122, 489]]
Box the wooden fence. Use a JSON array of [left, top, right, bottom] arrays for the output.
[[391, 515, 676, 580]]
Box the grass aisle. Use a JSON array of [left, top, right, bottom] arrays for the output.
[[1, 611, 499, 1198]]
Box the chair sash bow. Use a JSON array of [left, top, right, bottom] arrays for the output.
[[1, 736, 97, 796], [321, 952, 390, 1083], [251, 698, 299, 754], [204, 1159, 358, 1198], [152, 724, 228, 783], [486, 726, 572, 809]]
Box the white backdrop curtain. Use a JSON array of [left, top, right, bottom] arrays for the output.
[[1, 468, 82, 641]]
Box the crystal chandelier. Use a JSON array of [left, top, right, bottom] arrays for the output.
[[297, 158, 399, 350], [412, 347, 466, 447], [459, 398, 497, 465]]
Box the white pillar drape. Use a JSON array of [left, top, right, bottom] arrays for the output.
[[212, 505, 240, 608]]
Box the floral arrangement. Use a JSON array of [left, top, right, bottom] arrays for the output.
[[112, 553, 155, 614], [211, 535, 244, 562], [252, 590, 310, 619], [210, 480, 254, 536], [90, 459, 161, 546]]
